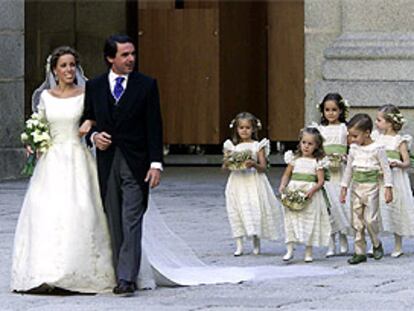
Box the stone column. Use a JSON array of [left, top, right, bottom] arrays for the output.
[[316, 0, 414, 134], [0, 0, 25, 180], [304, 0, 342, 123]]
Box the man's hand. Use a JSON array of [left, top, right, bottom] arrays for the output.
[[94, 132, 112, 151], [145, 168, 161, 188]]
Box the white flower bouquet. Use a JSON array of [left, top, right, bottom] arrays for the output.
[[20, 113, 51, 176], [281, 188, 309, 211], [327, 153, 344, 170], [223, 149, 253, 171]]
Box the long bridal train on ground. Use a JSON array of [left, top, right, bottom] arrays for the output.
[[138, 198, 343, 290]]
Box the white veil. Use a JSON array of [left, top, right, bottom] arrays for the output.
[[31, 55, 87, 112]]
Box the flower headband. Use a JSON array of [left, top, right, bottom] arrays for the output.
[[387, 111, 406, 126], [229, 118, 263, 130]]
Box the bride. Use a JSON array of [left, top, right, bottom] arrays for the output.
[[10, 46, 115, 293]]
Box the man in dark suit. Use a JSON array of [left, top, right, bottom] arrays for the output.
[[84, 34, 163, 296]]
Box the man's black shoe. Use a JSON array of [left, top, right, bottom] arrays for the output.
[[113, 280, 135, 297]]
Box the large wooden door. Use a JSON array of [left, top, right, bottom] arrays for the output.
[[138, 1, 267, 145], [138, 8, 220, 144], [267, 0, 304, 141]]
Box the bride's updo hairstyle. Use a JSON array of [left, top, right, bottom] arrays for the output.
[[50, 46, 80, 72]]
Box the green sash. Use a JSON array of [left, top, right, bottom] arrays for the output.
[[385, 150, 414, 167], [324, 168, 331, 181], [352, 170, 379, 183], [291, 173, 317, 182], [324, 144, 347, 155], [386, 150, 401, 161]]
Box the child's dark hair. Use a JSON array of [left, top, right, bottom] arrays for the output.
[[295, 127, 325, 160], [229, 112, 262, 144], [347, 113, 373, 133], [378, 104, 405, 132], [318, 93, 348, 125]]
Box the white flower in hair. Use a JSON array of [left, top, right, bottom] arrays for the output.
[[342, 99, 350, 108], [308, 121, 319, 129]]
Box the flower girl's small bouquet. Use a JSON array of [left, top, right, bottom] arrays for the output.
[[223, 149, 253, 171], [327, 153, 344, 170], [20, 113, 51, 176], [281, 188, 309, 211]]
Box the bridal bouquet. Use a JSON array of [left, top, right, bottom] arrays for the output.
[[20, 113, 51, 176], [281, 188, 309, 211], [223, 149, 253, 171]]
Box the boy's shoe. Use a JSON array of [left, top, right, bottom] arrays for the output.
[[373, 242, 384, 260], [347, 254, 367, 265]]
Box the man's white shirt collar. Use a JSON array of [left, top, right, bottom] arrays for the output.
[[108, 70, 128, 90]]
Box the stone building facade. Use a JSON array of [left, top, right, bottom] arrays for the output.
[[1, 0, 414, 179], [0, 0, 24, 180]]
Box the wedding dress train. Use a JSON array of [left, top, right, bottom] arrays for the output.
[[137, 198, 343, 290]]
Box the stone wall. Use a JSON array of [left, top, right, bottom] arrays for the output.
[[304, 0, 342, 124], [0, 0, 25, 180], [308, 0, 414, 135]]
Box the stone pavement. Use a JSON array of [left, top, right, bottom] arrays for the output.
[[1, 167, 414, 310]]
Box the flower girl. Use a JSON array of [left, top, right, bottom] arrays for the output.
[[373, 104, 414, 257], [315, 93, 352, 257], [223, 112, 283, 256], [340, 114, 393, 264], [278, 127, 331, 262]]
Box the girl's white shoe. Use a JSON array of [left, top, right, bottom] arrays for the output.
[[305, 246, 313, 263], [282, 252, 294, 261], [391, 250, 403, 258], [339, 234, 348, 254], [326, 234, 336, 257], [304, 255, 313, 263], [283, 243, 294, 261], [234, 238, 244, 257]]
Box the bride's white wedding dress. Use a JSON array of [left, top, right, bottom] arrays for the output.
[[11, 90, 342, 293], [11, 91, 115, 292]]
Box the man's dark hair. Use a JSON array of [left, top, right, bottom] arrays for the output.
[[103, 34, 134, 67]]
